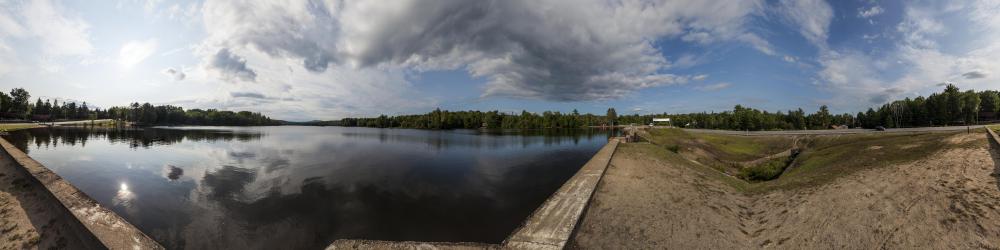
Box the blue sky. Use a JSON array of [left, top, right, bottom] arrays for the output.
[[1, 0, 998, 121]]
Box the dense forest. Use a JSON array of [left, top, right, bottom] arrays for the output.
[[0, 88, 279, 126], [334, 84, 998, 131], [3, 84, 995, 130]]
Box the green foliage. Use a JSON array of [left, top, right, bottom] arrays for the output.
[[738, 149, 800, 182], [335, 109, 618, 129], [665, 144, 680, 153], [0, 87, 278, 126], [739, 158, 788, 181], [104, 104, 279, 126]]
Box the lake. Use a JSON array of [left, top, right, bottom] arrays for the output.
[[2, 126, 615, 249]]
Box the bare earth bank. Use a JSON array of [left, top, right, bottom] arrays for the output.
[[0, 151, 95, 249], [571, 132, 1000, 249]]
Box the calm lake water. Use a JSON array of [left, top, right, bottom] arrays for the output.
[[3, 126, 614, 249]]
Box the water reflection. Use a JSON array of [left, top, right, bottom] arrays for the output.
[[113, 182, 135, 208], [3, 126, 614, 249], [165, 165, 184, 180], [4, 126, 263, 153]]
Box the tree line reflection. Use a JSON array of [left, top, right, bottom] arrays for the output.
[[4, 127, 263, 153], [338, 128, 620, 150]]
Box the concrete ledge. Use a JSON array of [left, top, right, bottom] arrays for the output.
[[0, 137, 163, 250], [987, 127, 1000, 145], [328, 139, 621, 250], [326, 239, 500, 250], [502, 138, 619, 249]]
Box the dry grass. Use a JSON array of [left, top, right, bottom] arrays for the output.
[[639, 128, 978, 193], [0, 124, 39, 132]]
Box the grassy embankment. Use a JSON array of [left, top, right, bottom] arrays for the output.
[[0, 120, 122, 133], [0, 124, 39, 131], [635, 128, 982, 193]]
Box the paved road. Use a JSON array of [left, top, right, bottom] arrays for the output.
[[659, 125, 985, 136]]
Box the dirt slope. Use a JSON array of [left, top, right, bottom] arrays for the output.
[[0, 151, 96, 249], [571, 132, 1000, 249]]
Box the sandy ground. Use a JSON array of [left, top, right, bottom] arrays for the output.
[[0, 152, 94, 249], [571, 132, 1000, 249]]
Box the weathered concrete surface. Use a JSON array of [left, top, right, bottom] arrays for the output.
[[326, 239, 499, 250], [502, 138, 620, 249], [329, 139, 621, 250], [987, 127, 1000, 145], [0, 137, 163, 250], [0, 146, 104, 249]]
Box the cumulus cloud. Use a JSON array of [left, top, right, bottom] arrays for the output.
[[200, 0, 769, 101], [962, 70, 987, 79], [813, 1, 1000, 111], [858, 6, 884, 18], [162, 67, 186, 81], [208, 48, 256, 82]]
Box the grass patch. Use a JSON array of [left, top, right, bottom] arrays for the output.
[[631, 128, 979, 194], [0, 124, 39, 131], [739, 149, 800, 182], [646, 128, 791, 162], [752, 132, 962, 192], [622, 143, 751, 192]]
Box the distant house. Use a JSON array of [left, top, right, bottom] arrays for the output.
[[32, 114, 51, 121], [829, 124, 849, 129]]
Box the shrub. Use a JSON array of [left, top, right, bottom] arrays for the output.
[[666, 144, 680, 153]]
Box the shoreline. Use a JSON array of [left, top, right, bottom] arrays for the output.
[[0, 137, 163, 249], [328, 138, 621, 249]]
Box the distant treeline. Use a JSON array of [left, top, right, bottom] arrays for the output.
[[0, 88, 279, 126], [334, 84, 999, 131]]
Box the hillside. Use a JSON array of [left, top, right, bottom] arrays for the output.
[[571, 129, 1000, 249]]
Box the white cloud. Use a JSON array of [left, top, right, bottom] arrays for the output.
[[776, 0, 833, 49], [858, 6, 884, 18], [692, 74, 709, 81], [695, 82, 731, 91], [0, 0, 93, 76], [814, 1, 1000, 110], [20, 0, 93, 57], [119, 39, 158, 68], [199, 0, 769, 102], [782, 55, 797, 63], [168, 46, 437, 120]]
